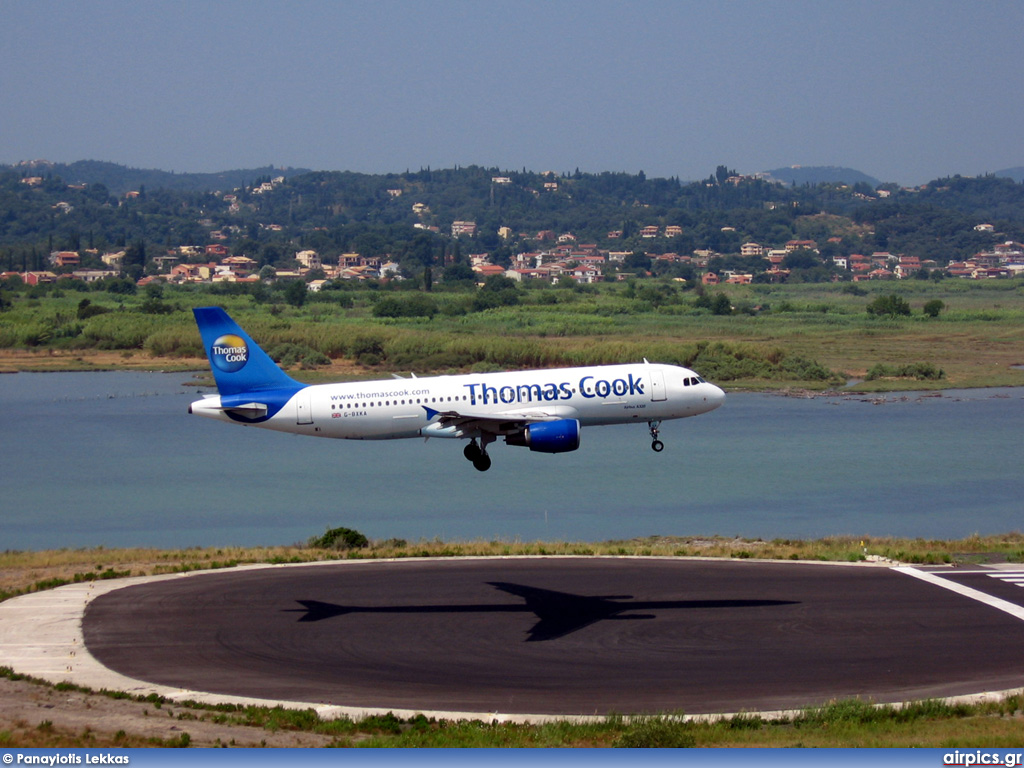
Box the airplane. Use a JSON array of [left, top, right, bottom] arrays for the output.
[[189, 306, 725, 471]]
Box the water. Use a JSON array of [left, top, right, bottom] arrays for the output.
[[1, 371, 1022, 550]]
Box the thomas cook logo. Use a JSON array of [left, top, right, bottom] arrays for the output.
[[210, 334, 248, 372]]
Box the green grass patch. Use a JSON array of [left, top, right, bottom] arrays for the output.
[[3, 280, 1024, 389]]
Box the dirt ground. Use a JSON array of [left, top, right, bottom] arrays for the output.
[[0, 348, 208, 373], [0, 676, 338, 747], [0, 348, 369, 385], [0, 553, 358, 748]]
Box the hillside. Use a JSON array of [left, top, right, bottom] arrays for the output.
[[2, 162, 1024, 276], [4, 160, 313, 196], [996, 167, 1024, 183], [761, 166, 881, 187]]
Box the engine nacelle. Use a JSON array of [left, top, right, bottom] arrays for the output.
[[505, 419, 581, 454]]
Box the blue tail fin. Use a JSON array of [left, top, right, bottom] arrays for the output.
[[193, 306, 301, 397]]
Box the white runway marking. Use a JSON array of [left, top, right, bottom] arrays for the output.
[[895, 566, 1024, 622]]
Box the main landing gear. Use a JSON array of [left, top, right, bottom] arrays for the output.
[[648, 420, 664, 452], [464, 435, 494, 472]]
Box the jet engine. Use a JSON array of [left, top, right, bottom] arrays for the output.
[[505, 419, 581, 454]]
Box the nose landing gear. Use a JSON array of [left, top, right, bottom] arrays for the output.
[[648, 420, 664, 452]]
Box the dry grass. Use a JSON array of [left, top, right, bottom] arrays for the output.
[[4, 533, 1024, 599]]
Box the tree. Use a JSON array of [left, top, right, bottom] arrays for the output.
[[710, 292, 732, 315], [923, 299, 945, 318], [716, 165, 737, 184], [866, 294, 911, 317], [695, 291, 732, 315], [283, 279, 307, 308], [623, 252, 652, 271], [473, 274, 519, 311], [123, 240, 146, 271], [403, 232, 436, 267], [481, 274, 517, 293], [259, 243, 284, 268], [443, 262, 475, 284], [781, 248, 819, 271]]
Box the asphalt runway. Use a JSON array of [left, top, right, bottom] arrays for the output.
[[82, 558, 1024, 716]]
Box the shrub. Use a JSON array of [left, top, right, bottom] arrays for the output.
[[373, 294, 439, 318], [471, 290, 518, 312], [144, 327, 204, 357], [265, 342, 330, 369], [76, 299, 109, 320], [865, 362, 944, 381], [866, 294, 911, 317], [82, 313, 165, 349], [347, 333, 387, 360], [615, 718, 696, 748], [687, 341, 842, 383], [308, 526, 369, 550], [694, 292, 732, 315]]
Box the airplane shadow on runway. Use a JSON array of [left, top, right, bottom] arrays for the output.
[[286, 581, 798, 642]]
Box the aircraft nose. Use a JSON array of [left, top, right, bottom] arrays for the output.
[[707, 384, 726, 410]]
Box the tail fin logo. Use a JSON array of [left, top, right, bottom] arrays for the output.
[[210, 334, 249, 373]]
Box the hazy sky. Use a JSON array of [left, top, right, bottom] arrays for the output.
[[3, 1, 1022, 186]]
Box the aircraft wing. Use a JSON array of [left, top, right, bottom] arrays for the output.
[[290, 599, 353, 622], [488, 581, 626, 642], [423, 405, 576, 436]]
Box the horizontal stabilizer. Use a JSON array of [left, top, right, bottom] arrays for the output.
[[217, 402, 269, 417]]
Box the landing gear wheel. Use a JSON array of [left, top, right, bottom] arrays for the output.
[[647, 420, 663, 452], [465, 434, 495, 471]]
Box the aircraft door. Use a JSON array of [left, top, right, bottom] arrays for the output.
[[296, 389, 314, 424], [649, 368, 667, 401]]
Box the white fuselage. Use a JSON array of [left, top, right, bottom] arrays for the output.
[[189, 362, 725, 441]]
